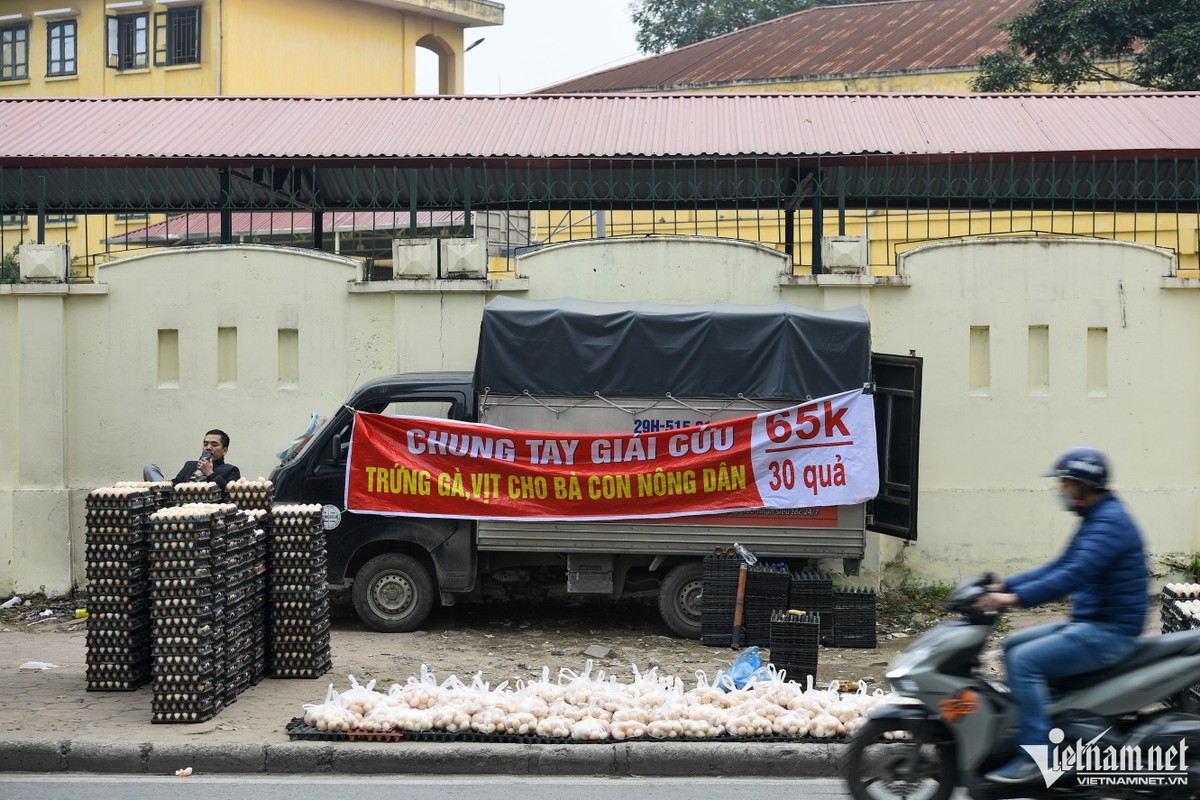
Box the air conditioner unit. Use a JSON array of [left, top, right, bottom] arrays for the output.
[[18, 243, 69, 282], [439, 237, 487, 279], [391, 239, 437, 279], [821, 236, 868, 274]]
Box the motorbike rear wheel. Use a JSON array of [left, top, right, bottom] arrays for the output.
[[842, 716, 957, 800]]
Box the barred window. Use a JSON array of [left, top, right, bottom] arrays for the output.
[[47, 19, 77, 77], [154, 7, 201, 67], [107, 13, 149, 71], [1, 23, 30, 81]]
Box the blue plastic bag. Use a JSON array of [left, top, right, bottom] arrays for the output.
[[719, 645, 767, 690]]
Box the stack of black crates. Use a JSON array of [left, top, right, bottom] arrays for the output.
[[268, 504, 331, 678], [700, 553, 741, 646], [219, 507, 263, 705], [1160, 583, 1200, 707], [226, 479, 275, 687], [1161, 583, 1200, 633], [84, 486, 156, 691], [789, 571, 834, 642], [147, 503, 228, 723], [832, 587, 878, 648], [768, 609, 821, 686], [743, 564, 790, 646]]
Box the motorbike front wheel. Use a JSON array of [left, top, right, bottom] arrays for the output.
[[842, 716, 958, 800]]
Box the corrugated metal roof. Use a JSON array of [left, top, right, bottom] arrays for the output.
[[539, 0, 1033, 93], [1, 92, 1198, 162]]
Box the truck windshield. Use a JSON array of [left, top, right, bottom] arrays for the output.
[[278, 413, 329, 465]]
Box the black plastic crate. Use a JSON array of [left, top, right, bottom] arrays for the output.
[[832, 587, 877, 647]]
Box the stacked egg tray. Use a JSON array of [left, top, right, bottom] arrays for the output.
[[768, 609, 821, 685], [84, 487, 156, 691], [171, 481, 224, 506], [244, 509, 271, 685], [1161, 583, 1200, 633], [832, 587, 877, 648], [220, 510, 267, 705], [1161, 583, 1200, 706], [148, 503, 230, 723], [700, 554, 742, 647], [789, 571, 834, 640], [114, 480, 176, 509], [268, 505, 331, 679], [743, 565, 790, 647], [226, 478, 274, 512]]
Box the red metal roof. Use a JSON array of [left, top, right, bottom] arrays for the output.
[[1, 93, 1198, 162], [539, 0, 1034, 94]]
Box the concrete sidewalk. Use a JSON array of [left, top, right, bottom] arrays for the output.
[[0, 629, 846, 776]]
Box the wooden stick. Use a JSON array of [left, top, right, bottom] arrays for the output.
[[731, 562, 748, 648]]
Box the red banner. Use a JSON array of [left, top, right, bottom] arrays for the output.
[[345, 388, 877, 521]]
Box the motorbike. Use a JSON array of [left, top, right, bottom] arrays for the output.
[[841, 575, 1200, 800]]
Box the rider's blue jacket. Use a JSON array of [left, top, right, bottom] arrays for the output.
[[1005, 492, 1148, 637]]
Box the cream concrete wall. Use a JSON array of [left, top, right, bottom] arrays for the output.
[[2, 235, 1199, 596], [516, 237, 792, 304], [869, 238, 1199, 584]]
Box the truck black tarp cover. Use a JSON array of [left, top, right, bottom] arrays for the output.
[[474, 297, 871, 400]]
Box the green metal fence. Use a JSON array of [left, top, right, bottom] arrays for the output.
[[2, 154, 1198, 280]]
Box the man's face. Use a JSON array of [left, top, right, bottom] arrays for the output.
[[1060, 478, 1085, 509], [202, 434, 227, 461]]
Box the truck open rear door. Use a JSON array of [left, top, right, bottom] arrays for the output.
[[868, 352, 923, 541]]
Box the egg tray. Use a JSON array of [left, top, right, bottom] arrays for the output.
[[152, 700, 224, 724], [87, 611, 153, 631], [88, 585, 151, 605], [87, 629, 152, 649], [85, 543, 149, 563], [271, 620, 331, 644], [1163, 585, 1200, 600], [85, 525, 149, 540], [153, 676, 221, 695], [149, 564, 212, 581], [150, 585, 219, 603], [270, 547, 328, 566], [88, 558, 148, 574], [224, 616, 258, 645], [86, 644, 151, 663], [85, 494, 155, 511], [86, 505, 153, 522], [271, 662, 333, 680], [149, 558, 217, 573], [269, 545, 327, 562], [87, 599, 150, 619], [153, 658, 224, 680], [86, 674, 152, 692]]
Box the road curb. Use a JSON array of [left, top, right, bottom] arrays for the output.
[[2, 738, 848, 776]]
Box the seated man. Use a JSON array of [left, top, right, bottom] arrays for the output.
[[144, 429, 241, 497]]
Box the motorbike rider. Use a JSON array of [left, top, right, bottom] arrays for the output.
[[973, 446, 1148, 783]]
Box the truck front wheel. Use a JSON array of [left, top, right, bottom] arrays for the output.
[[352, 553, 435, 632], [658, 561, 704, 639]]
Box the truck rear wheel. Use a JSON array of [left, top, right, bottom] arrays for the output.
[[352, 553, 435, 633], [658, 561, 704, 639]]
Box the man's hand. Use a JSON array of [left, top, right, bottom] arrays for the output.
[[197, 458, 214, 477], [975, 592, 1018, 612]]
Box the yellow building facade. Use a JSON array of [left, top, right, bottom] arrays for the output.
[[0, 0, 502, 273]]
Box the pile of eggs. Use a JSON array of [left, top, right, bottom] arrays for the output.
[[301, 664, 898, 740]]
